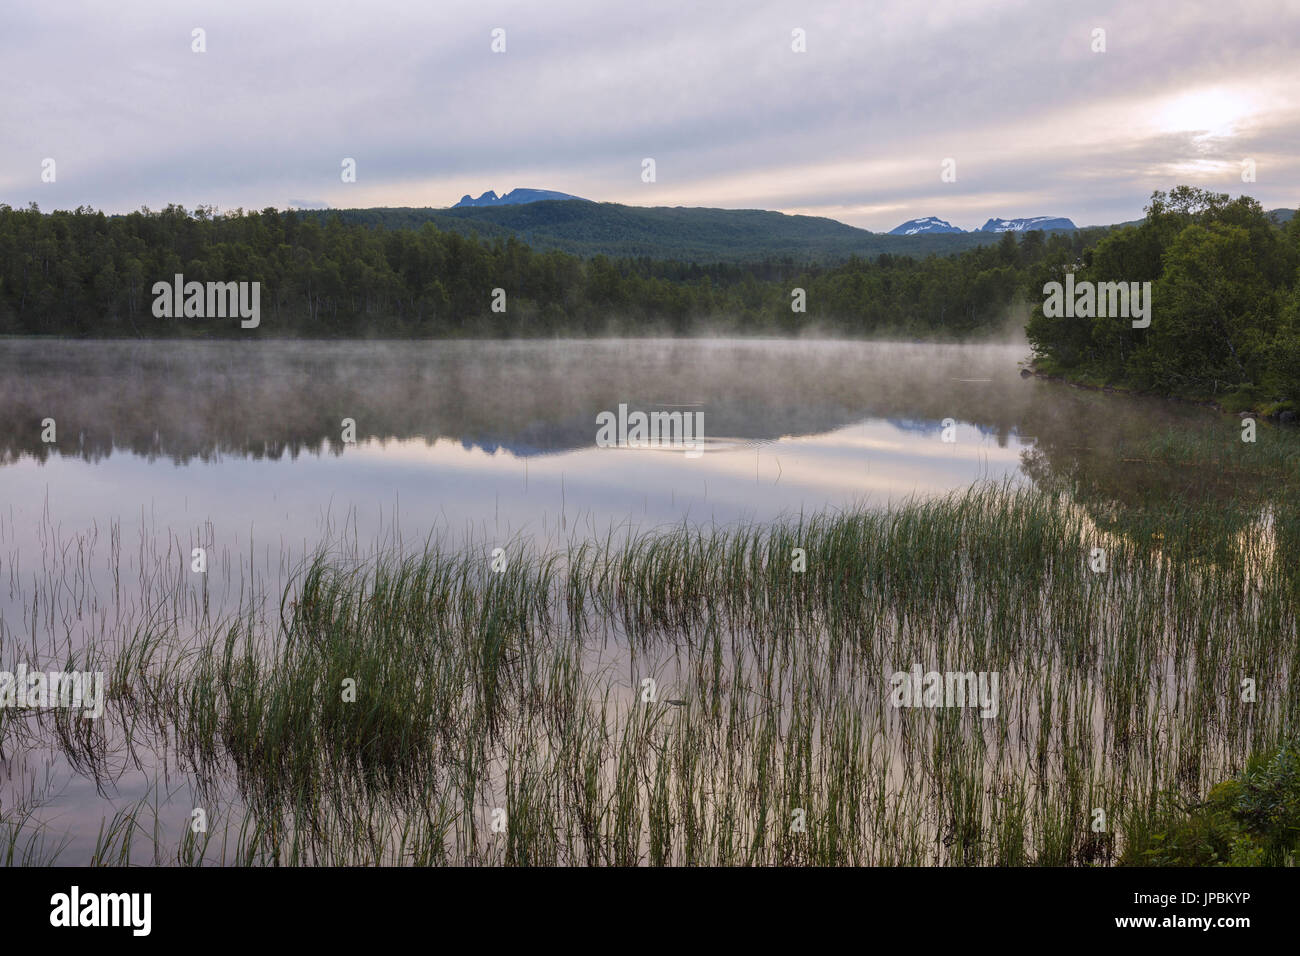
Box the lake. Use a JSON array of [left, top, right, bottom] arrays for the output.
[[0, 338, 1268, 864]]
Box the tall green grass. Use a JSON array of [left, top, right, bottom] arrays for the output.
[[6, 403, 1300, 869], [37, 481, 1283, 866]]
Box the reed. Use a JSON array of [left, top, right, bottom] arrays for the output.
[[5, 463, 1298, 865]]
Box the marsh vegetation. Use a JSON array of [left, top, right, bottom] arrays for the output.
[[2, 340, 1297, 866]]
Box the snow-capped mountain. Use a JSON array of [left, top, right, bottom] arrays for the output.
[[887, 216, 964, 236], [976, 216, 1076, 233], [454, 188, 588, 208], [887, 214, 1077, 235]]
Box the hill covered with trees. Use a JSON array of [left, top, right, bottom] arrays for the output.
[[6, 188, 1298, 412], [0, 201, 1097, 339], [301, 200, 1009, 263], [1027, 187, 1300, 412]]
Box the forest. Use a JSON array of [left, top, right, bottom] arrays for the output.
[[2, 187, 1297, 408], [0, 201, 1094, 340], [1027, 187, 1300, 411], [300, 200, 1009, 262]]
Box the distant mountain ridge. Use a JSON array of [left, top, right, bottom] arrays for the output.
[[977, 216, 1077, 233], [454, 192, 1076, 237], [890, 214, 1078, 235], [315, 200, 1011, 263], [888, 217, 963, 236], [455, 188, 588, 208], [309, 193, 1277, 264]]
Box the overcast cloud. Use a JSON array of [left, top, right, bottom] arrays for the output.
[[1, 0, 1296, 231]]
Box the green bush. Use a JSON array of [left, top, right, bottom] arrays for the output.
[[1122, 741, 1300, 866]]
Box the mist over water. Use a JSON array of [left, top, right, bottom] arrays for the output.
[[0, 336, 1229, 628], [0, 337, 1240, 862], [1, 337, 1038, 461]]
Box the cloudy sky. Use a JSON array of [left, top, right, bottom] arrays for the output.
[[2, 0, 1296, 231]]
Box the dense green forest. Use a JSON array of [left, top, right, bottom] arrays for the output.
[[1027, 187, 1300, 411], [302, 200, 1018, 262], [4, 188, 1297, 410], [0, 201, 1098, 339]]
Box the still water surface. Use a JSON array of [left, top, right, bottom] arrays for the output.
[[0, 338, 1230, 861]]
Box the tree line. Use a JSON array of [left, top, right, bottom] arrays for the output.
[[0, 201, 1095, 339], [6, 190, 1294, 409], [1027, 187, 1300, 410]]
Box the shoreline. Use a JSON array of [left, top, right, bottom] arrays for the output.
[[1022, 362, 1297, 423]]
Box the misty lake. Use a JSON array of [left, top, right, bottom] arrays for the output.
[[0, 335, 1225, 550], [0, 336, 1229, 632], [0, 338, 1251, 862]]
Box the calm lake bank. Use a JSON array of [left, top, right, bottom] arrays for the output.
[[2, 337, 1297, 865]]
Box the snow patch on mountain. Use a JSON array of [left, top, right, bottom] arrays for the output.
[[977, 216, 1076, 233], [887, 215, 1078, 235], [887, 216, 964, 236], [454, 188, 589, 208]]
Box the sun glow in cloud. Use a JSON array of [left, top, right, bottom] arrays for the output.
[[1154, 87, 1258, 139]]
